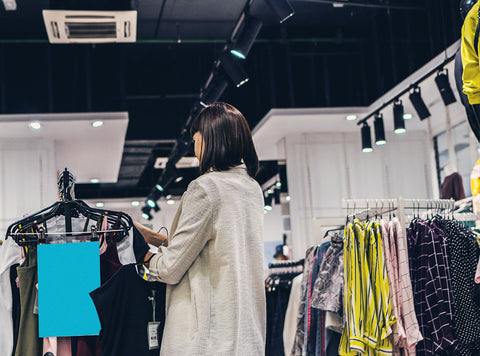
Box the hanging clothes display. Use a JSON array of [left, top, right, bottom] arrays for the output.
[[290, 233, 343, 356], [0, 170, 151, 356], [265, 260, 303, 356]]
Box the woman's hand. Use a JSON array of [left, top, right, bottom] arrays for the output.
[[134, 221, 168, 247]]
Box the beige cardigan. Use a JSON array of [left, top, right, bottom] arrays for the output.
[[149, 165, 266, 355]]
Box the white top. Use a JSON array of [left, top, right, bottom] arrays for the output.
[[150, 165, 266, 355], [0, 238, 23, 356]]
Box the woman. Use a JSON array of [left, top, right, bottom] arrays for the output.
[[136, 102, 266, 355]]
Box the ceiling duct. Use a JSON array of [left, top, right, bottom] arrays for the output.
[[42, 10, 137, 43]]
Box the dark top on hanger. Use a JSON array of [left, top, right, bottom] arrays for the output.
[[441, 172, 466, 201], [90, 264, 166, 356]]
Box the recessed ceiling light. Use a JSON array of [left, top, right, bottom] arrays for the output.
[[131, 201, 140, 207], [165, 195, 172, 200], [96, 202, 104, 208], [175, 176, 184, 183], [167, 200, 175, 205], [155, 184, 164, 192], [90, 178, 100, 183], [394, 128, 406, 134], [332, 2, 344, 8], [29, 121, 42, 130], [346, 115, 357, 121], [403, 113, 412, 120], [92, 120, 104, 128], [142, 213, 150, 220], [286, 195, 291, 202], [362, 148, 373, 153]]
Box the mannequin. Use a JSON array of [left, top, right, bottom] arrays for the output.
[[471, 148, 480, 227], [459, 0, 480, 142]]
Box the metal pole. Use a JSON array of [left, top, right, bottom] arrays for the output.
[[47, 46, 53, 112]]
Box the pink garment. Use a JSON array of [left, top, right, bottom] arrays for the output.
[[475, 256, 480, 284], [390, 218, 423, 355], [43, 337, 72, 356], [98, 216, 108, 255], [380, 220, 405, 352]]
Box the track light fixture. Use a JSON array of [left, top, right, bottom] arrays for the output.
[[393, 100, 406, 134], [265, 0, 295, 23], [200, 76, 229, 107], [141, 206, 152, 220], [409, 86, 431, 120], [274, 188, 281, 205], [264, 195, 273, 211], [435, 69, 457, 106], [231, 17, 263, 60], [373, 113, 386, 146], [220, 52, 249, 87], [361, 122, 373, 153]]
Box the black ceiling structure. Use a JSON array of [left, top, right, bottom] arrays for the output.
[[0, 0, 463, 199]]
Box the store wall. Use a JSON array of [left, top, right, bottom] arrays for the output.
[[285, 130, 432, 259], [0, 139, 58, 236]]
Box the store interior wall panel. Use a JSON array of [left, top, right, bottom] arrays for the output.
[[0, 139, 57, 237], [285, 130, 431, 259]]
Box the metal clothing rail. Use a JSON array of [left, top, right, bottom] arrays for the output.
[[8, 229, 124, 236], [341, 197, 455, 228], [9, 226, 126, 245]]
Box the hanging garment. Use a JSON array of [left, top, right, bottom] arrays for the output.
[[434, 218, 480, 348], [407, 220, 457, 355], [77, 217, 124, 356], [311, 239, 344, 313], [291, 246, 317, 356], [284, 274, 302, 356], [388, 218, 423, 355], [10, 263, 21, 356], [339, 221, 395, 356], [325, 312, 343, 334], [90, 264, 166, 356], [0, 238, 23, 356], [265, 279, 292, 356], [367, 222, 396, 353], [441, 172, 466, 201], [380, 219, 404, 353], [15, 244, 41, 356], [305, 242, 330, 355]]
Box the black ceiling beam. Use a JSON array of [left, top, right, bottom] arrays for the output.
[[297, 0, 425, 11], [126, 93, 199, 100]]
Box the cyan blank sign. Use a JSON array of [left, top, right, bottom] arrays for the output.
[[38, 241, 101, 337]]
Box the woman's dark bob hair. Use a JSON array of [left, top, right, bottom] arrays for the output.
[[190, 102, 259, 178]]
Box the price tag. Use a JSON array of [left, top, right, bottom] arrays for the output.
[[148, 321, 161, 350]]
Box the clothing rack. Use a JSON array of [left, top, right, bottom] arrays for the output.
[[8, 226, 124, 246], [342, 197, 455, 228], [268, 259, 304, 269]]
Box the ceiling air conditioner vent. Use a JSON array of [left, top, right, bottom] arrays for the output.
[[43, 10, 136, 43]]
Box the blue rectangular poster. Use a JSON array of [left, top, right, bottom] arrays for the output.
[[37, 241, 101, 337]]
